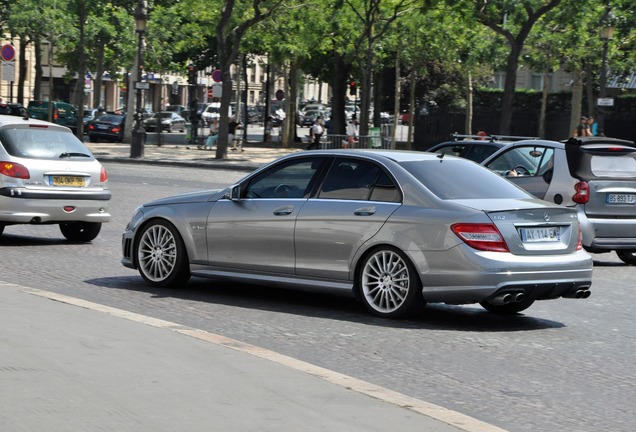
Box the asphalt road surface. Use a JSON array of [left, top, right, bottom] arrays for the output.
[[1, 162, 634, 432]]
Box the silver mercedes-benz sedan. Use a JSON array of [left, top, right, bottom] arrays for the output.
[[121, 150, 593, 319]]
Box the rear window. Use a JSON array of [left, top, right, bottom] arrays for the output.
[[400, 159, 529, 200], [0, 127, 93, 160], [591, 155, 636, 178]]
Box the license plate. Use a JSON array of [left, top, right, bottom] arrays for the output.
[[52, 176, 85, 187], [519, 226, 561, 243], [607, 193, 636, 204], [96, 124, 109, 130]]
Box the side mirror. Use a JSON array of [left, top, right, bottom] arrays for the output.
[[229, 185, 241, 201]]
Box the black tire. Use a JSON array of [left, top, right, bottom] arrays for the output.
[[357, 246, 424, 319], [135, 220, 191, 287], [60, 222, 102, 242], [89, 135, 98, 143], [616, 250, 636, 265], [0, 224, 4, 236], [480, 297, 535, 315]]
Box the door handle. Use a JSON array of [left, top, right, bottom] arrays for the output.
[[273, 205, 294, 216], [354, 206, 376, 216]]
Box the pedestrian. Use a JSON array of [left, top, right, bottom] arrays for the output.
[[588, 116, 599, 136], [573, 116, 592, 137], [202, 118, 219, 150], [229, 116, 243, 151], [344, 117, 359, 148], [307, 117, 324, 150]]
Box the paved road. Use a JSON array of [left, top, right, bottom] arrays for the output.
[[2, 154, 635, 432]]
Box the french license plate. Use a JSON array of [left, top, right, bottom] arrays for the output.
[[52, 176, 85, 187], [519, 226, 561, 243], [97, 124, 109, 130], [607, 193, 636, 204]]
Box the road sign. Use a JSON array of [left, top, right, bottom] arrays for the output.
[[1, 44, 15, 62], [211, 69, 222, 83], [597, 97, 614, 107], [1, 61, 15, 81], [212, 83, 222, 97]]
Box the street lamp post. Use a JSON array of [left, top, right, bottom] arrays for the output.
[[130, 0, 148, 158], [597, 5, 615, 137]]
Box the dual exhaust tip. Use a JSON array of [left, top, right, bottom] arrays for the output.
[[491, 287, 591, 305], [490, 292, 526, 306]]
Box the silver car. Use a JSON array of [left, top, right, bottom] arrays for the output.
[[482, 137, 636, 264], [121, 150, 592, 319], [0, 115, 111, 241]]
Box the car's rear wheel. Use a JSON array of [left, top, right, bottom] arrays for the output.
[[480, 297, 535, 315], [59, 222, 102, 242], [135, 220, 190, 287], [89, 136, 98, 143], [358, 247, 424, 319], [0, 224, 4, 236], [616, 250, 636, 265]]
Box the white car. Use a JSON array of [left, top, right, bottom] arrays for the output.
[[0, 115, 111, 241]]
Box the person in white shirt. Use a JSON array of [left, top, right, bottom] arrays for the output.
[[308, 117, 324, 150]]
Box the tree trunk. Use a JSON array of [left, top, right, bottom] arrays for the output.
[[465, 70, 473, 134], [33, 37, 43, 100], [538, 68, 549, 138], [93, 45, 105, 109], [569, 68, 584, 135], [499, 45, 521, 135], [407, 71, 416, 150], [391, 49, 400, 149], [18, 40, 28, 105], [331, 52, 349, 135]]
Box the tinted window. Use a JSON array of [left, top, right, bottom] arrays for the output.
[[0, 127, 93, 160], [401, 159, 529, 200], [319, 158, 400, 202], [245, 157, 323, 198]]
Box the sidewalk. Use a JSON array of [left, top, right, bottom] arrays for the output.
[[0, 283, 506, 432], [86, 136, 303, 172]]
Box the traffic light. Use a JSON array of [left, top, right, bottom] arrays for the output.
[[187, 64, 197, 85], [349, 81, 357, 96]]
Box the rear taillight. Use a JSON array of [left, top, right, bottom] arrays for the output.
[[0, 161, 30, 179], [100, 165, 108, 182], [573, 181, 590, 204], [451, 223, 509, 252], [88, 124, 95, 131], [53, 108, 59, 120], [112, 126, 121, 133]]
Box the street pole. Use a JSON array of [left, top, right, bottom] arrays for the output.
[[130, 0, 147, 158]]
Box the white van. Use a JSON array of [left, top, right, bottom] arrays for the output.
[[202, 102, 233, 125]]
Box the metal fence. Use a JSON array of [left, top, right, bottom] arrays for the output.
[[318, 134, 393, 150]]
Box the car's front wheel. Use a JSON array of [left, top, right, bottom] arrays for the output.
[[59, 222, 102, 242], [135, 220, 190, 287], [357, 247, 424, 319], [616, 250, 636, 265]]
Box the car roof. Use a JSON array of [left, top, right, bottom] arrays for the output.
[[282, 149, 453, 164], [0, 115, 68, 130]]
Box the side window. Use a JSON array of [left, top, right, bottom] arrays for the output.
[[486, 146, 551, 177], [245, 157, 323, 198], [319, 158, 400, 202]]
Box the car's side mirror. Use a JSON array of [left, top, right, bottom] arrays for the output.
[[229, 185, 241, 201]]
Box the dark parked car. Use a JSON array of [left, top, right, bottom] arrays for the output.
[[26, 100, 79, 134], [143, 111, 187, 132], [122, 149, 592, 319], [299, 109, 326, 127], [87, 114, 126, 143], [482, 137, 636, 264], [0, 102, 27, 117]]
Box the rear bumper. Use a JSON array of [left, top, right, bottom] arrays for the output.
[[0, 192, 111, 224], [578, 209, 636, 250]]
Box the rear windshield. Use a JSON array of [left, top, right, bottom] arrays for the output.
[[0, 127, 94, 160], [591, 155, 636, 178], [400, 159, 530, 200]]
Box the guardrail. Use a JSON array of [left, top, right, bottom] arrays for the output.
[[318, 134, 393, 150]]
